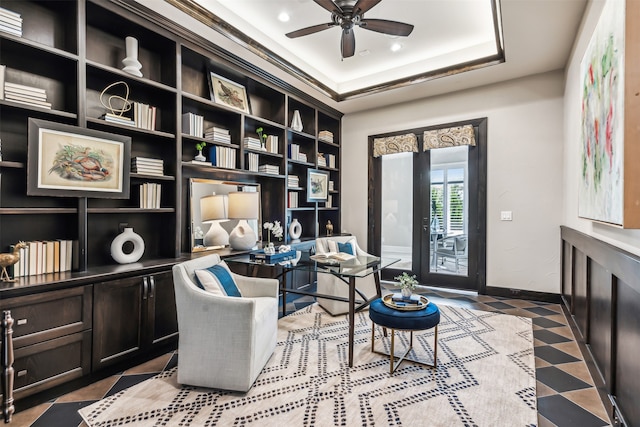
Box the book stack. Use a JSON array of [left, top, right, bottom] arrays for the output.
[[288, 143, 300, 160], [298, 152, 307, 162], [327, 153, 336, 168], [103, 113, 135, 127], [391, 293, 422, 305], [0, 7, 22, 37], [182, 112, 204, 137], [131, 156, 164, 176], [325, 195, 333, 208], [139, 182, 162, 209], [211, 146, 236, 169], [329, 180, 335, 191], [10, 240, 74, 278], [243, 136, 263, 150], [4, 82, 51, 109], [288, 175, 300, 188], [317, 153, 327, 167], [319, 130, 334, 143], [250, 249, 297, 264], [247, 152, 259, 172], [133, 101, 157, 130], [205, 126, 231, 144], [265, 135, 278, 154], [288, 191, 299, 208], [258, 164, 279, 175]]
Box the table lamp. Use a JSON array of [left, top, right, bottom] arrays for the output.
[[228, 191, 259, 250], [200, 194, 228, 247]]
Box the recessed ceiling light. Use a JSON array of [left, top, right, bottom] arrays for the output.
[[390, 42, 402, 52], [278, 12, 290, 22]]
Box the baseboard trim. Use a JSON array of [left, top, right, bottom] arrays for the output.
[[484, 286, 562, 304]]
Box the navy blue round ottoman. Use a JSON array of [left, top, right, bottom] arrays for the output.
[[369, 297, 440, 374]]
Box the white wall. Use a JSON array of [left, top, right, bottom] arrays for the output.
[[562, 0, 640, 255], [342, 71, 565, 294]]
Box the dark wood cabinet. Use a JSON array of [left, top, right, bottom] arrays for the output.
[[0, 286, 92, 400], [92, 271, 177, 369]]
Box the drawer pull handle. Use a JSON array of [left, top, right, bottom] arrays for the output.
[[17, 318, 27, 326], [17, 370, 27, 377]]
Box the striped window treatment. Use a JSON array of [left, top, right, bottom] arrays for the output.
[[373, 133, 418, 157], [423, 124, 475, 150]]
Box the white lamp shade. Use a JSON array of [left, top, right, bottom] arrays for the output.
[[228, 192, 259, 220], [201, 194, 227, 222]]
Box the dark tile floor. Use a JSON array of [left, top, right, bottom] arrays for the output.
[[11, 286, 611, 426]]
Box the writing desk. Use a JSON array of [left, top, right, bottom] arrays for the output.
[[225, 252, 399, 367]]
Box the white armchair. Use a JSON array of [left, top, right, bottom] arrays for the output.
[[172, 254, 279, 392], [315, 236, 379, 315]]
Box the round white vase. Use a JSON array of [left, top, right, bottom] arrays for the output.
[[289, 218, 302, 240], [111, 227, 145, 264]]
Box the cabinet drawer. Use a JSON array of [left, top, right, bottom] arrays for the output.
[[13, 330, 92, 400], [1, 286, 92, 348]]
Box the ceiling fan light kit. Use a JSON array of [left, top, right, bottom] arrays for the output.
[[285, 0, 414, 58]]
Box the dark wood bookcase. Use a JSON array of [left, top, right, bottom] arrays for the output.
[[0, 0, 341, 410]]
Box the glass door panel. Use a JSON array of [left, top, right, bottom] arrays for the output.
[[381, 152, 413, 270], [428, 146, 468, 276]]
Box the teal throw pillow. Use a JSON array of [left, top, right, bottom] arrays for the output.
[[195, 264, 242, 297], [338, 241, 354, 255]]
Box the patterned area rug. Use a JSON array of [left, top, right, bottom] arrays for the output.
[[79, 303, 537, 426]]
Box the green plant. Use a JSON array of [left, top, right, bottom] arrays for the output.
[[196, 141, 206, 151], [256, 127, 267, 147], [394, 272, 418, 291]]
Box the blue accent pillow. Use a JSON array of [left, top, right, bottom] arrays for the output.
[[338, 241, 354, 255], [194, 264, 242, 297]]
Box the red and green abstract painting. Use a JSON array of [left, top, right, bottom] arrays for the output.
[[579, 0, 625, 225]]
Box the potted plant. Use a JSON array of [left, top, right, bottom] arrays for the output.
[[394, 272, 418, 298], [195, 141, 206, 161], [262, 220, 283, 254], [256, 127, 267, 150]]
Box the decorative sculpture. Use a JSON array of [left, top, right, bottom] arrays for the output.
[[0, 242, 26, 282], [326, 220, 334, 236], [122, 36, 143, 77]]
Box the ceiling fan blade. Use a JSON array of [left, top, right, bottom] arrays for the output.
[[286, 23, 336, 38], [341, 29, 355, 58], [359, 19, 414, 36], [352, 0, 382, 16], [313, 0, 342, 14]]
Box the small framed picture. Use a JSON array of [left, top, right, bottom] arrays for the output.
[[208, 71, 250, 114], [307, 169, 329, 202], [27, 118, 131, 199]]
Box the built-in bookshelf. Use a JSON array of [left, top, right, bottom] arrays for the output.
[[0, 0, 342, 274]]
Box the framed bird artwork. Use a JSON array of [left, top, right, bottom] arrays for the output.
[[208, 71, 250, 114], [27, 118, 131, 199]]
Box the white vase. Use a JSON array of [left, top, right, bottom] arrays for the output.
[[111, 227, 145, 264], [401, 287, 412, 299], [291, 110, 303, 132], [289, 218, 302, 240], [195, 150, 206, 162], [122, 36, 143, 77]]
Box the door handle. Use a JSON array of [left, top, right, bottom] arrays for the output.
[[142, 277, 149, 300], [149, 276, 155, 298]]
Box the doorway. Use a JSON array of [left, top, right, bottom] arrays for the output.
[[369, 118, 487, 293]]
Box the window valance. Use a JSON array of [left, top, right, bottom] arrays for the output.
[[372, 133, 418, 157], [423, 125, 476, 150]]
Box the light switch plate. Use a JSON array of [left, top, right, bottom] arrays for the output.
[[500, 211, 513, 221]]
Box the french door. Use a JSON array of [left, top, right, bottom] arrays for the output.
[[369, 118, 487, 292]]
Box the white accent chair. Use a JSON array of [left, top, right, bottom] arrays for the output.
[[315, 236, 379, 315], [172, 254, 279, 392], [434, 234, 468, 273]]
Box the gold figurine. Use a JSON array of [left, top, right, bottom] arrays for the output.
[[0, 241, 27, 282], [326, 220, 334, 236]]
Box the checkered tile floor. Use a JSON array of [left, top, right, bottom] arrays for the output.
[[12, 286, 611, 426]]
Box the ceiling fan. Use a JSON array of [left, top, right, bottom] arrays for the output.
[[285, 0, 414, 59]]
